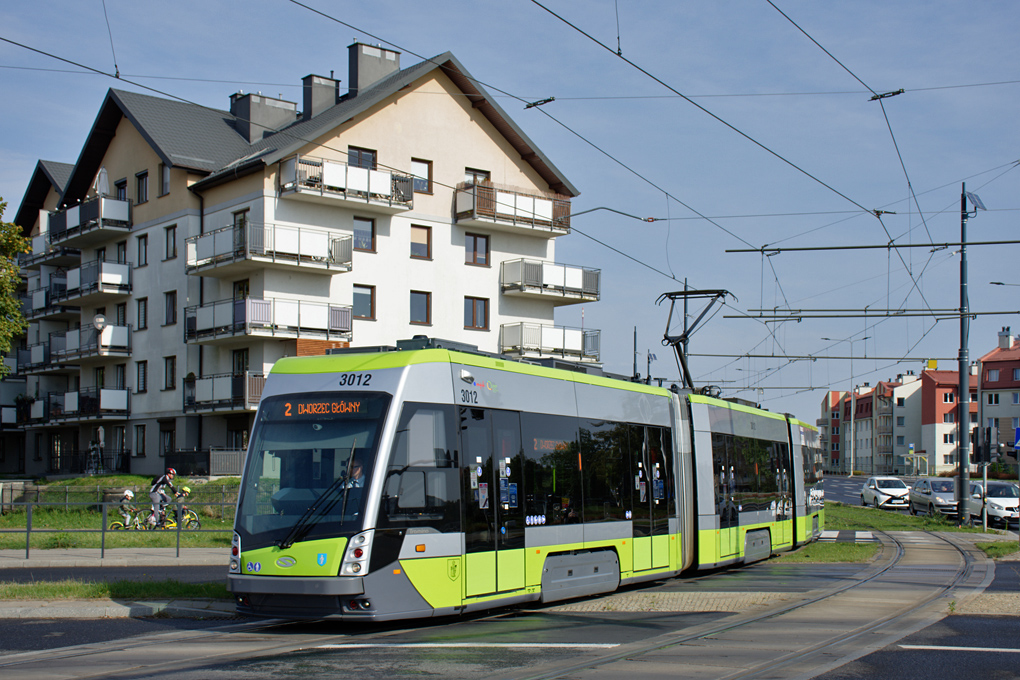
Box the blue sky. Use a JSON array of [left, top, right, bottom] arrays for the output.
[[3, 1, 1019, 424]]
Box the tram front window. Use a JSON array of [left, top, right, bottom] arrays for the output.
[[236, 392, 391, 548]]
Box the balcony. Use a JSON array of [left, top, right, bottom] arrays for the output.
[[59, 260, 132, 305], [278, 154, 414, 214], [186, 222, 352, 278], [183, 371, 265, 413], [500, 259, 600, 305], [48, 196, 132, 248], [52, 324, 132, 364], [18, 337, 79, 376], [56, 387, 130, 421], [455, 182, 571, 237], [24, 280, 78, 321], [184, 297, 353, 345], [500, 322, 599, 362], [20, 232, 81, 271]]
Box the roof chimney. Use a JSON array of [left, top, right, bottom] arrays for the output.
[[302, 74, 340, 120], [347, 42, 401, 98], [999, 326, 1012, 350], [230, 92, 298, 143]]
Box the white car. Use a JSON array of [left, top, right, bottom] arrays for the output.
[[861, 476, 909, 509], [969, 481, 1020, 529]]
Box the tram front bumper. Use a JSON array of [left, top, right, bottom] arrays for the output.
[[227, 574, 364, 596]]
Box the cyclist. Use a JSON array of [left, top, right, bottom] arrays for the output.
[[118, 489, 136, 525], [148, 467, 179, 526]]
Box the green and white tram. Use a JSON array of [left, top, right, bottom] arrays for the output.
[[227, 340, 823, 620]]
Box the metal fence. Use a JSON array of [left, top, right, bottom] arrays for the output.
[[0, 499, 235, 559]]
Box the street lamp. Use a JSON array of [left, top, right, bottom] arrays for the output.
[[990, 282, 1020, 286], [958, 185, 986, 526], [822, 335, 870, 476]]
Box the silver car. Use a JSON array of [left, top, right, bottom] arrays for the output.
[[968, 481, 1020, 529], [908, 477, 958, 518], [861, 476, 909, 509]]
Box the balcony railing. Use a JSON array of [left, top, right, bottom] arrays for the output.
[[184, 297, 353, 343], [48, 196, 132, 247], [55, 387, 130, 421], [455, 182, 571, 235], [500, 258, 600, 304], [48, 448, 132, 475], [186, 221, 352, 277], [20, 232, 80, 270], [278, 154, 414, 213], [500, 322, 600, 361], [59, 260, 132, 303], [53, 324, 132, 363], [183, 371, 265, 413], [24, 278, 77, 320]]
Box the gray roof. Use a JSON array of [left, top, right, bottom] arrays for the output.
[[14, 160, 75, 233], [60, 51, 578, 205]]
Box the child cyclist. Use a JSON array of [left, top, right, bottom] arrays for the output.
[[148, 467, 179, 527], [118, 489, 136, 526]]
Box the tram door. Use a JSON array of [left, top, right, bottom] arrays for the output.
[[714, 434, 739, 560], [461, 408, 525, 597], [631, 426, 672, 571]]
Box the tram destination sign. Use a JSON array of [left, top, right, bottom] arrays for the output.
[[262, 392, 389, 420]]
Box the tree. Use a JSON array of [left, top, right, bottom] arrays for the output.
[[0, 199, 29, 378]]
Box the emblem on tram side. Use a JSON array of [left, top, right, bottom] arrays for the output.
[[276, 556, 297, 568], [317, 553, 327, 566], [448, 558, 459, 581]]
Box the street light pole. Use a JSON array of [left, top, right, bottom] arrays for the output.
[[958, 184, 985, 526]]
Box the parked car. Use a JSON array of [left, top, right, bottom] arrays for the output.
[[861, 476, 909, 509], [968, 481, 1019, 529], [908, 477, 958, 518]]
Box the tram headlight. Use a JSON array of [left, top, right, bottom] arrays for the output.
[[341, 530, 373, 576], [229, 532, 241, 573]]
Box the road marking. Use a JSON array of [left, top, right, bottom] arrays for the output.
[[318, 643, 620, 649], [900, 644, 1020, 654]]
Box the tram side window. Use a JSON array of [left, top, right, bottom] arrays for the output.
[[377, 403, 460, 532], [580, 420, 632, 523], [647, 425, 675, 535], [520, 412, 581, 525]]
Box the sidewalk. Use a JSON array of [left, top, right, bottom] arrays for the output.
[[0, 547, 228, 568]]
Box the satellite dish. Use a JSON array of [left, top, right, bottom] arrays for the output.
[[966, 192, 986, 211], [93, 314, 106, 330]]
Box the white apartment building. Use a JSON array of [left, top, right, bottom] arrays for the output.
[[4, 44, 597, 478]]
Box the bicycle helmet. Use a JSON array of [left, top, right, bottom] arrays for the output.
[[123, 489, 134, 499], [166, 467, 176, 476], [181, 486, 191, 495]]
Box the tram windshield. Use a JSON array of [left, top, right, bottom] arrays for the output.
[[235, 392, 391, 548]]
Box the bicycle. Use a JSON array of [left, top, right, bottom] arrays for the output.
[[109, 507, 147, 531], [149, 490, 201, 530]]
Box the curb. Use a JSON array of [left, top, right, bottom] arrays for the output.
[[0, 598, 239, 619]]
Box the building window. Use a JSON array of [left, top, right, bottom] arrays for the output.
[[944, 413, 955, 423], [831, 411, 839, 420], [115, 302, 127, 326], [137, 234, 148, 266], [464, 296, 488, 330], [136, 171, 148, 204], [348, 146, 377, 170], [1013, 392, 1019, 405], [353, 217, 375, 252], [1013, 417, 1019, 430], [989, 417, 996, 428], [896, 436, 905, 445], [832, 426, 839, 436], [160, 424, 175, 456], [164, 291, 177, 325], [987, 393, 1000, 405], [158, 163, 170, 196], [943, 433, 955, 444], [115, 179, 127, 201], [116, 240, 127, 264], [897, 397, 905, 407], [1014, 368, 1020, 381], [410, 225, 431, 259], [970, 412, 978, 424], [466, 233, 489, 266], [134, 424, 146, 457], [136, 361, 147, 393], [832, 442, 839, 451], [465, 168, 490, 184], [943, 392, 954, 403], [136, 297, 147, 330], [988, 368, 1000, 382], [410, 291, 431, 325], [164, 225, 177, 259], [896, 416, 905, 426], [353, 285, 375, 320], [163, 356, 176, 390], [411, 158, 432, 193]]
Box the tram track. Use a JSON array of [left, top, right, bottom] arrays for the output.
[[508, 530, 984, 680]]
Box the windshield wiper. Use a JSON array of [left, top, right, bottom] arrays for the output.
[[276, 440, 358, 550]]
